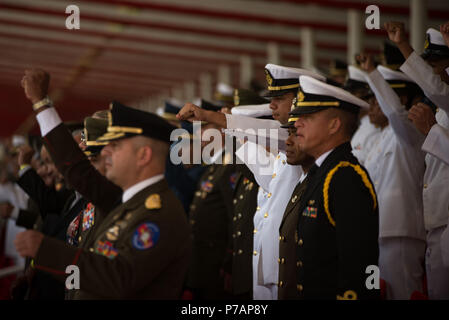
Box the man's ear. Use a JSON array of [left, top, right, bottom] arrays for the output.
[[137, 145, 153, 167], [328, 116, 341, 135]]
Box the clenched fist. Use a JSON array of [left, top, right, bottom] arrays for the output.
[[21, 68, 50, 104], [408, 103, 437, 136], [384, 21, 407, 45], [176, 103, 207, 122], [14, 230, 45, 258]]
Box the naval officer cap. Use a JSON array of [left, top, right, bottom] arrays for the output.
[[289, 75, 369, 117], [377, 65, 422, 94], [264, 64, 326, 97], [344, 66, 373, 99], [97, 101, 176, 144], [422, 28, 449, 61]]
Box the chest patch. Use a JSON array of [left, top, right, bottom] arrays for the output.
[[95, 240, 118, 259], [82, 203, 95, 231], [302, 206, 318, 218], [132, 222, 160, 250]]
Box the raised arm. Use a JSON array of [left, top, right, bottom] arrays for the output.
[[385, 21, 449, 114], [21, 69, 122, 214]]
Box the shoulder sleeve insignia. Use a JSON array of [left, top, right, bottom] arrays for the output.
[[145, 194, 161, 210], [132, 222, 160, 250]]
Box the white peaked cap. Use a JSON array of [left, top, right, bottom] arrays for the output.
[[265, 64, 326, 81], [299, 75, 369, 110], [427, 28, 446, 46], [348, 65, 368, 83], [377, 65, 415, 83]]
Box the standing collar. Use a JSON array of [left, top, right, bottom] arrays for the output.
[[122, 174, 165, 203]]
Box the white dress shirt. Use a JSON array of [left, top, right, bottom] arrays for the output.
[[122, 174, 165, 203], [365, 69, 426, 240]]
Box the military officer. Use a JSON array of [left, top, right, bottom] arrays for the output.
[[185, 103, 236, 300], [277, 113, 314, 300], [224, 103, 273, 299], [345, 66, 380, 165], [359, 52, 427, 299], [384, 22, 449, 299], [15, 68, 191, 299], [292, 75, 379, 299]]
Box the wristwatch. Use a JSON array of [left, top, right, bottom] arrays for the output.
[[32, 96, 53, 111]]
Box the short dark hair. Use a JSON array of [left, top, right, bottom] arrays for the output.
[[327, 108, 360, 138]]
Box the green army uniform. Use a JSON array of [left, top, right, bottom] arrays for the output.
[[229, 165, 259, 298], [186, 157, 236, 300]]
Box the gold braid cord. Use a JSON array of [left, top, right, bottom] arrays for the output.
[[323, 161, 377, 227]]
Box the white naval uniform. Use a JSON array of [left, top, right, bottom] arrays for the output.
[[401, 52, 449, 299], [422, 124, 449, 166], [224, 114, 302, 300], [351, 114, 381, 165], [365, 69, 426, 300]]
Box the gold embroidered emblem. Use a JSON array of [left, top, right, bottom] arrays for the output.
[[145, 194, 161, 210], [106, 225, 120, 241], [265, 69, 273, 86]]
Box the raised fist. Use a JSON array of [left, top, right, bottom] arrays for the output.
[[384, 21, 407, 45], [21, 68, 50, 104]]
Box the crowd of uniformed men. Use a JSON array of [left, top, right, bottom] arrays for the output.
[[1, 21, 449, 300]]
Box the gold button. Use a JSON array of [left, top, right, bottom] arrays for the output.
[[237, 213, 242, 219], [277, 258, 280, 263], [238, 249, 243, 255], [237, 231, 241, 237], [239, 195, 243, 199], [233, 199, 237, 204], [297, 284, 303, 292], [297, 260, 303, 267], [279, 281, 284, 287], [298, 239, 303, 246], [424, 184, 428, 189], [89, 248, 94, 252], [282, 160, 286, 164], [291, 195, 298, 203], [256, 206, 261, 211], [208, 175, 213, 180], [264, 212, 269, 218], [267, 193, 272, 198], [280, 258, 285, 264], [272, 173, 276, 179], [232, 233, 236, 238], [279, 236, 286, 242], [276, 155, 280, 159], [233, 216, 237, 221], [253, 250, 258, 256], [254, 229, 258, 234]]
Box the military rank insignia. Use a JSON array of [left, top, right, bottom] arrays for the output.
[[95, 240, 118, 259], [145, 194, 161, 210], [302, 206, 318, 218], [82, 203, 95, 231], [132, 222, 160, 250]]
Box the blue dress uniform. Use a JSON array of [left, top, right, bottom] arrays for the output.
[[291, 77, 380, 300]]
